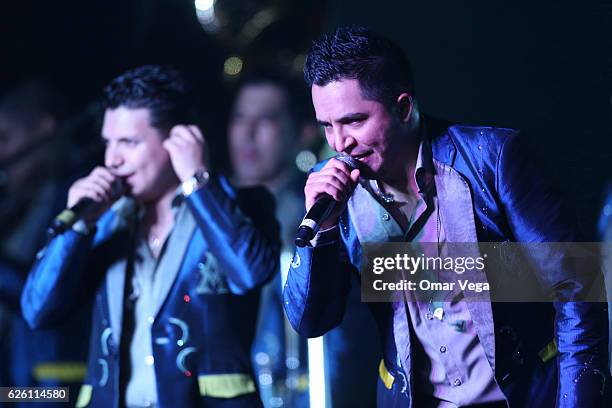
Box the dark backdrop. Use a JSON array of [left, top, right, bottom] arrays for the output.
[[1, 0, 610, 236]]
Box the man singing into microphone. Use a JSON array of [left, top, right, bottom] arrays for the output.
[[283, 27, 609, 406], [21, 65, 279, 407]]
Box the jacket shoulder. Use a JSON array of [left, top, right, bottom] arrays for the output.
[[431, 123, 521, 168], [446, 124, 519, 149]]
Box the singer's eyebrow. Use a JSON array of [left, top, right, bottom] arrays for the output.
[[338, 113, 368, 124], [100, 134, 139, 142], [317, 113, 368, 127]]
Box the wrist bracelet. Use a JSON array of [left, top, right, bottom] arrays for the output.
[[181, 169, 210, 197]]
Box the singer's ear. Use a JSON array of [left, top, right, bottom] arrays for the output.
[[396, 93, 413, 123]]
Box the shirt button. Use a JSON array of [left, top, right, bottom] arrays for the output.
[[426, 312, 434, 320], [453, 378, 462, 386], [144, 355, 154, 366], [147, 316, 154, 324], [440, 346, 447, 353], [382, 213, 390, 221]]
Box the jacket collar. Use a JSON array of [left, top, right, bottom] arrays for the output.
[[423, 116, 456, 167]]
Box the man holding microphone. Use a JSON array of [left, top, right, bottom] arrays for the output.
[[284, 26, 609, 407], [22, 65, 279, 407]]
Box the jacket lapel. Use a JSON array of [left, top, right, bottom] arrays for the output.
[[150, 205, 197, 319], [434, 158, 496, 371], [347, 183, 413, 375], [106, 258, 127, 345], [102, 198, 137, 345], [104, 200, 198, 342]]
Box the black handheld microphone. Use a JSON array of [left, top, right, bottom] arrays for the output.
[[295, 153, 359, 247], [48, 177, 125, 237]]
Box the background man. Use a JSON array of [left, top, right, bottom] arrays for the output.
[[227, 70, 380, 407], [284, 26, 610, 407], [21, 65, 279, 407], [228, 70, 314, 407]]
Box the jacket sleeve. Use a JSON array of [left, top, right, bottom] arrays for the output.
[[184, 176, 280, 294], [20, 230, 97, 329], [497, 133, 609, 406], [282, 223, 354, 338]]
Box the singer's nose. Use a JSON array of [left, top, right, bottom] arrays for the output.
[[104, 144, 123, 170], [332, 128, 356, 154]]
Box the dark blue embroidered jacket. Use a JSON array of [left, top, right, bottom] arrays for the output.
[[22, 176, 280, 408], [284, 124, 610, 407]]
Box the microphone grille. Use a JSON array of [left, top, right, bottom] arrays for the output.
[[335, 152, 359, 170]]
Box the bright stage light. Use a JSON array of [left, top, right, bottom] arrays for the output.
[[308, 337, 327, 408], [194, 0, 214, 12], [223, 56, 243, 76]]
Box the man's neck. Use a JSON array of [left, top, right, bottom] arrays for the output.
[[234, 167, 294, 196], [381, 113, 426, 197], [261, 168, 294, 195], [379, 112, 424, 196], [142, 183, 179, 229], [381, 138, 421, 198]]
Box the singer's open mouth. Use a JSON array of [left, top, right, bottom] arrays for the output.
[[351, 151, 372, 161], [116, 173, 135, 184]]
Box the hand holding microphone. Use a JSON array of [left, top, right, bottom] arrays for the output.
[[295, 154, 361, 247], [50, 167, 125, 236]]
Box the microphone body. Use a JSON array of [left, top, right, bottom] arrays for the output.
[[48, 177, 125, 237], [49, 199, 103, 235], [295, 153, 359, 247]]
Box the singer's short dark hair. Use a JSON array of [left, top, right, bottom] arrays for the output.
[[304, 26, 415, 108], [102, 65, 195, 131]]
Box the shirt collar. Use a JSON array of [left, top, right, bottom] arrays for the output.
[[415, 139, 436, 197], [129, 190, 184, 225]]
